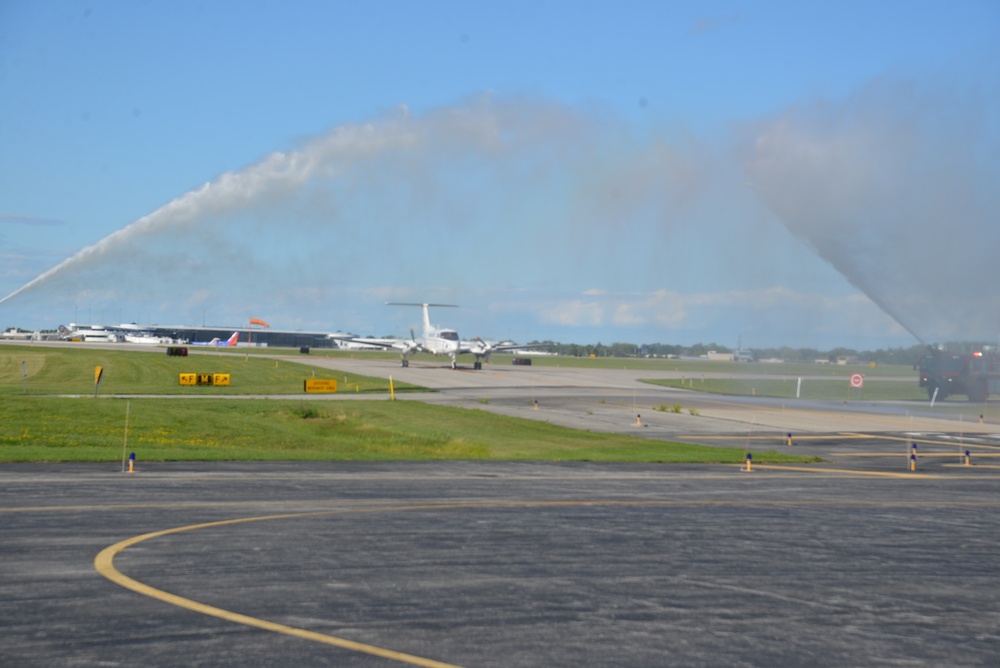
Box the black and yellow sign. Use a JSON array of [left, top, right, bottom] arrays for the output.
[[179, 373, 231, 386], [304, 379, 338, 393]]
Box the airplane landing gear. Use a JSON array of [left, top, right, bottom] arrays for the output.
[[401, 359, 409, 368]]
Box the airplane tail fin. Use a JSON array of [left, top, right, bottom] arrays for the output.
[[226, 332, 239, 346], [421, 305, 432, 338], [385, 302, 458, 338]]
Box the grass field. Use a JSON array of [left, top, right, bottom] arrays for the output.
[[0, 344, 815, 464], [0, 345, 420, 396], [0, 396, 814, 464]]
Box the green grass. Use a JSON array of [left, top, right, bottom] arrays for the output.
[[642, 376, 929, 402], [0, 344, 818, 465], [0, 345, 421, 396], [0, 396, 813, 464]]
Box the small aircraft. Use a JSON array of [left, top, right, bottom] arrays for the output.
[[332, 303, 533, 369], [190, 332, 239, 347], [59, 324, 122, 343]]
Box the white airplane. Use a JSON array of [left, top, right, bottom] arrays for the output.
[[59, 324, 122, 343], [190, 332, 239, 347], [332, 303, 534, 370]]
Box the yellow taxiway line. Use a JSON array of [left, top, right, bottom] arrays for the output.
[[96, 492, 1000, 664], [750, 465, 943, 478], [94, 509, 463, 668]]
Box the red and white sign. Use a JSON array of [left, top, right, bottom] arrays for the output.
[[849, 373, 864, 389]]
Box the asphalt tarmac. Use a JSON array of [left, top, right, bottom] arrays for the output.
[[4, 357, 1000, 666], [4, 461, 1000, 667]]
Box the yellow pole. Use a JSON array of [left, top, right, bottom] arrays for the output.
[[389, 375, 395, 401]]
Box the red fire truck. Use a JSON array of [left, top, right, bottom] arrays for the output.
[[918, 349, 1000, 402]]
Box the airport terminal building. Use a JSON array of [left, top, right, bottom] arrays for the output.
[[42, 323, 341, 350], [147, 325, 338, 349]]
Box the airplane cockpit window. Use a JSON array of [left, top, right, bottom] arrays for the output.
[[440, 331, 459, 341]]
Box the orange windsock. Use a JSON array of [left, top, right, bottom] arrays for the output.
[[250, 318, 270, 328]]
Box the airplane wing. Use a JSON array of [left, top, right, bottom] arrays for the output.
[[330, 335, 401, 350], [460, 339, 549, 356], [328, 335, 424, 354], [458, 339, 549, 369]]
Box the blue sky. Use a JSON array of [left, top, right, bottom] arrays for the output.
[[1, 1, 998, 349]]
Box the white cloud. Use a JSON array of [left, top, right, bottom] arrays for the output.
[[538, 299, 605, 327], [513, 285, 904, 348]]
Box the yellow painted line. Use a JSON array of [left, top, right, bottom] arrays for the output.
[[95, 493, 1000, 664], [94, 509, 463, 668], [752, 465, 942, 478], [0, 499, 405, 514], [680, 434, 860, 441], [0, 471, 763, 485], [942, 464, 1000, 470], [829, 452, 1000, 458], [845, 432, 1000, 450]]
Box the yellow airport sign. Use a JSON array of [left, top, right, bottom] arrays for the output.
[[304, 379, 338, 393], [179, 373, 231, 386]]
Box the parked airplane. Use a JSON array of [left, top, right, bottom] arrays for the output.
[[190, 332, 239, 347], [59, 324, 122, 343], [332, 303, 532, 369]]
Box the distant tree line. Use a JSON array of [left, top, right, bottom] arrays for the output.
[[524, 341, 997, 366]]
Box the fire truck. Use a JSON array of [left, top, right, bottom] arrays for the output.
[[918, 348, 1000, 402]]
